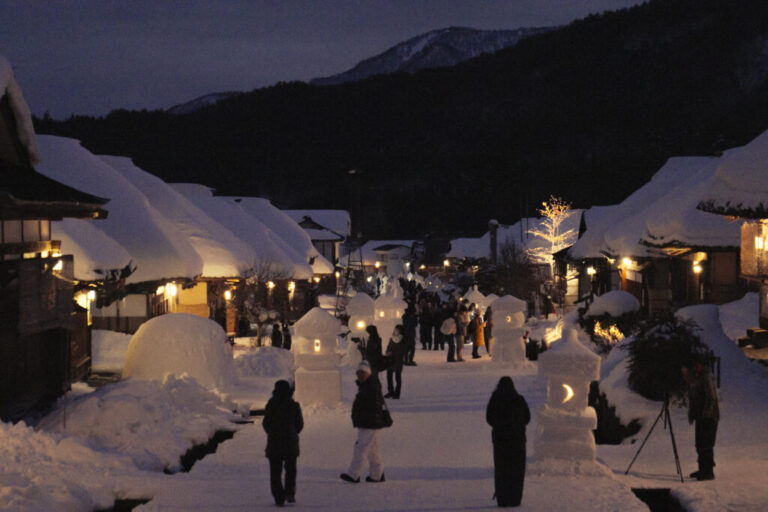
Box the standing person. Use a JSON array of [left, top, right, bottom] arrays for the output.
[[282, 321, 292, 351], [471, 313, 486, 359], [440, 311, 457, 362], [486, 376, 530, 508], [419, 301, 433, 350], [263, 380, 304, 506], [682, 362, 719, 480], [341, 361, 388, 483], [364, 325, 385, 379], [484, 306, 494, 356], [433, 305, 445, 351], [456, 305, 470, 362], [402, 305, 418, 366], [271, 323, 283, 349], [385, 325, 406, 399]]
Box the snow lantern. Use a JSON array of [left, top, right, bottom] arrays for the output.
[[293, 307, 342, 405], [374, 292, 407, 341], [463, 285, 486, 309], [346, 293, 375, 340], [534, 328, 601, 461], [490, 295, 527, 364]]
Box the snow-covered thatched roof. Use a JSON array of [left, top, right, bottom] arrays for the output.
[[339, 240, 414, 267], [0, 54, 39, 164], [698, 129, 768, 218], [104, 156, 256, 278], [568, 157, 740, 261], [223, 197, 334, 274], [52, 218, 132, 281], [36, 136, 203, 283], [172, 184, 313, 280]]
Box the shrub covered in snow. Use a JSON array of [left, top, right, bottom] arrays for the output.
[[123, 313, 236, 390], [581, 291, 641, 354], [625, 314, 711, 401]]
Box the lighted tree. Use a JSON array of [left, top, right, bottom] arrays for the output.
[[526, 195, 575, 270]]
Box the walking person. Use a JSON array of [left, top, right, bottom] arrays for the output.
[[282, 321, 292, 350], [385, 325, 406, 399], [364, 325, 385, 379], [486, 376, 530, 507], [440, 311, 457, 362], [263, 380, 304, 506], [419, 301, 433, 350], [682, 362, 719, 480], [341, 361, 389, 483], [402, 305, 418, 366]]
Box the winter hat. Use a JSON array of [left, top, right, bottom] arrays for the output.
[[356, 360, 372, 376], [273, 379, 293, 396]]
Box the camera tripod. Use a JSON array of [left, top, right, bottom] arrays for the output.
[[625, 398, 684, 483]]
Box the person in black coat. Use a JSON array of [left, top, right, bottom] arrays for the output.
[[385, 325, 406, 399], [486, 376, 530, 507], [341, 361, 388, 483], [402, 306, 418, 365], [271, 323, 283, 349], [364, 325, 385, 377], [263, 380, 304, 506], [682, 362, 719, 480], [281, 322, 292, 350]]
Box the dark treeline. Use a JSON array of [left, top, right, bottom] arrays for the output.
[[36, 0, 768, 239]]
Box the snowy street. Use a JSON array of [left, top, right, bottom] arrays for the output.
[[135, 350, 646, 511]]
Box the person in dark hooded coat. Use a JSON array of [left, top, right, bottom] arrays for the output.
[[263, 380, 304, 506], [486, 376, 530, 507]]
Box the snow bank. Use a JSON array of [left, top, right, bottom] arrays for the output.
[[0, 420, 136, 512], [585, 290, 640, 318], [123, 313, 236, 391], [42, 376, 238, 472], [234, 347, 295, 381], [91, 329, 133, 372], [718, 292, 759, 341], [53, 218, 132, 281]]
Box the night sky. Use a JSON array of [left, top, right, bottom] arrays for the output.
[[0, 0, 643, 118]]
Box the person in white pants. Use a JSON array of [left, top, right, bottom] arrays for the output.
[[341, 361, 388, 483]]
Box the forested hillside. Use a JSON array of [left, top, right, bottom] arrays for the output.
[[36, 0, 768, 238]]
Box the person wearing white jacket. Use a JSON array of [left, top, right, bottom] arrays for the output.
[[441, 313, 457, 362]]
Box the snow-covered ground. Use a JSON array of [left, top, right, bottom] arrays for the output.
[[3, 297, 768, 511]]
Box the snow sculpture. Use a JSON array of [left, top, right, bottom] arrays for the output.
[[490, 295, 527, 364], [534, 328, 601, 461], [347, 293, 375, 339], [293, 307, 342, 405], [374, 290, 407, 343], [123, 313, 235, 391], [463, 285, 486, 309]]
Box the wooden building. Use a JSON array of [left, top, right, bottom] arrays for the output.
[[0, 68, 107, 420]]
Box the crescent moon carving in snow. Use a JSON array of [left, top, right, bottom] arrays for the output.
[[562, 383, 574, 403]]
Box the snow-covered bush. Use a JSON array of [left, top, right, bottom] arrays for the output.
[[123, 313, 236, 390], [624, 314, 710, 402], [581, 291, 641, 354]]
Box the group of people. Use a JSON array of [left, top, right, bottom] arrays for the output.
[[403, 287, 495, 364]]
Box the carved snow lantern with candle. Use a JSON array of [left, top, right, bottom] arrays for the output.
[[490, 295, 527, 364], [534, 328, 601, 462], [293, 307, 341, 405]]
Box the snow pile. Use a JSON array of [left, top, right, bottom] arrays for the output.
[[599, 341, 660, 424], [234, 347, 296, 381], [91, 329, 133, 372], [0, 54, 40, 165], [718, 292, 759, 341], [42, 376, 238, 472], [123, 313, 236, 391], [585, 290, 640, 318], [53, 218, 132, 281], [0, 420, 136, 512]]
